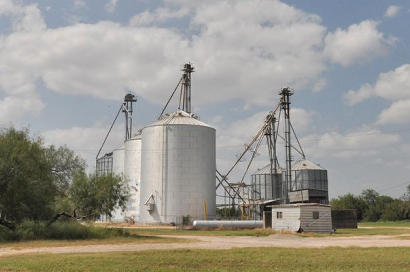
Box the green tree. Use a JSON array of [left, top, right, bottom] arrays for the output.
[[69, 172, 129, 220], [0, 128, 56, 227], [46, 145, 86, 194], [330, 193, 367, 221], [381, 200, 410, 221], [364, 195, 394, 221]]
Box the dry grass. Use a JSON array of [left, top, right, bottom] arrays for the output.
[[0, 236, 190, 250], [0, 247, 409, 271]]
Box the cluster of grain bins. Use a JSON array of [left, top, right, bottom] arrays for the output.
[[100, 110, 216, 224], [110, 135, 141, 222]]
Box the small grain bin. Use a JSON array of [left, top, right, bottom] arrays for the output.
[[139, 110, 216, 224], [251, 164, 283, 200], [288, 159, 329, 204]]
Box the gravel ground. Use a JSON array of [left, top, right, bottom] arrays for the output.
[[1, 234, 409, 257]]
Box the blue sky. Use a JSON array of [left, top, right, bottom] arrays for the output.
[[1, 0, 410, 199]]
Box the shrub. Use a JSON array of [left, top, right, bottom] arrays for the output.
[[0, 225, 16, 241], [0, 221, 133, 242]]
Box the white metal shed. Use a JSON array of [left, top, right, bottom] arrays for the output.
[[271, 203, 332, 232]]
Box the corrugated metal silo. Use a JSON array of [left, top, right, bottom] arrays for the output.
[[139, 110, 216, 223], [251, 164, 283, 200], [112, 145, 125, 175], [292, 160, 328, 191], [111, 145, 125, 221], [288, 159, 329, 204], [123, 134, 142, 220]]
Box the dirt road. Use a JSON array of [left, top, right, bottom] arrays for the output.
[[1, 234, 409, 257]]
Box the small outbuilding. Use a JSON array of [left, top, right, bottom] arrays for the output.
[[270, 203, 333, 232]]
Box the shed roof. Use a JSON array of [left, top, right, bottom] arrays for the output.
[[270, 203, 331, 208]]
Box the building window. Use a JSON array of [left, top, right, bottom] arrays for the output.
[[277, 212, 283, 219], [313, 211, 319, 219]]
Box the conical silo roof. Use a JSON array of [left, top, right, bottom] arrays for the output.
[[292, 159, 324, 170], [145, 110, 213, 128]]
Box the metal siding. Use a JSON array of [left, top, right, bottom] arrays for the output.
[[111, 147, 125, 221], [300, 206, 332, 232], [139, 121, 216, 224], [112, 147, 125, 175], [123, 137, 141, 220], [271, 207, 301, 232]]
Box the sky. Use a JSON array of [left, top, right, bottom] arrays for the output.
[[0, 0, 409, 199]]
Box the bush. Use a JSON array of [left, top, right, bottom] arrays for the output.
[[0, 225, 16, 241], [0, 221, 133, 242], [381, 200, 410, 221]]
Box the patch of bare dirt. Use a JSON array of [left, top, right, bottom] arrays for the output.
[[1, 234, 409, 257]]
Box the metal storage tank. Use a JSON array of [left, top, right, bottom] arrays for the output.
[[251, 164, 283, 200], [96, 152, 113, 176], [288, 159, 329, 204], [139, 110, 216, 224], [112, 145, 125, 175], [123, 133, 142, 220], [291, 159, 328, 191], [110, 145, 125, 221]]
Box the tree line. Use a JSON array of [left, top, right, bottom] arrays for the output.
[[0, 128, 129, 230], [331, 187, 410, 221]]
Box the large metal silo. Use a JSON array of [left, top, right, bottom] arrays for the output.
[[139, 110, 216, 224], [123, 134, 142, 220]]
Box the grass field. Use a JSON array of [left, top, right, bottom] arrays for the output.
[[125, 225, 410, 238], [0, 247, 409, 272], [358, 221, 410, 227]]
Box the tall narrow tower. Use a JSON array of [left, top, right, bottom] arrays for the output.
[[280, 87, 293, 203], [179, 63, 194, 113], [123, 93, 137, 140]]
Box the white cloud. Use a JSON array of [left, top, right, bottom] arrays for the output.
[[42, 124, 124, 170], [324, 20, 394, 66], [345, 64, 410, 125], [0, 0, 330, 115], [345, 64, 410, 105], [105, 0, 119, 13], [73, 0, 85, 9], [129, 7, 189, 26], [214, 107, 315, 150], [312, 78, 326, 92], [302, 127, 400, 159], [0, 0, 396, 124], [0, 92, 44, 123], [377, 99, 410, 124], [384, 5, 401, 18], [0, 0, 46, 31]]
